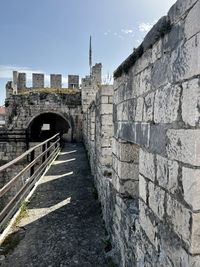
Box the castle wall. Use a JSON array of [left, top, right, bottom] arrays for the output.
[[83, 0, 200, 265]]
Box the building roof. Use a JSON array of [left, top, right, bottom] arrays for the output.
[[0, 106, 5, 115]]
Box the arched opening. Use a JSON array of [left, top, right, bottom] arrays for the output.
[[27, 112, 72, 142]]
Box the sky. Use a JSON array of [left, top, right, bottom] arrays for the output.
[[0, 0, 176, 105]]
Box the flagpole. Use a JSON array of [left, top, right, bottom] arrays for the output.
[[89, 36, 92, 76]]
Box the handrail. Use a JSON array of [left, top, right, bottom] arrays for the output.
[[0, 133, 61, 232], [0, 139, 58, 198], [0, 133, 59, 172]]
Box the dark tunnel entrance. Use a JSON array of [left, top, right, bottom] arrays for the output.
[[27, 113, 72, 142]]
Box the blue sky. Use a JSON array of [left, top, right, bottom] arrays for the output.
[[0, 0, 176, 105]]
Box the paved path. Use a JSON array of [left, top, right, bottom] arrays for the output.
[[1, 143, 108, 267]]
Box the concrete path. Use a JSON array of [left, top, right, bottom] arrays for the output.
[[0, 143, 108, 267]]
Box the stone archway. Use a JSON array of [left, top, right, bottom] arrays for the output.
[[27, 112, 72, 142]]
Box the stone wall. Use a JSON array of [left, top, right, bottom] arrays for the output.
[[83, 0, 200, 266]]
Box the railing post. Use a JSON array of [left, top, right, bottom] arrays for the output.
[[30, 150, 35, 176], [59, 133, 62, 148], [47, 141, 50, 158], [42, 143, 46, 163]]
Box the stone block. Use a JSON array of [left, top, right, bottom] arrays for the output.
[[156, 155, 179, 194], [108, 96, 113, 104], [167, 129, 200, 166], [143, 92, 155, 122], [151, 53, 172, 89], [148, 182, 165, 220], [139, 149, 155, 181], [139, 200, 158, 249], [148, 124, 167, 155], [182, 78, 200, 127], [154, 84, 181, 123], [101, 85, 113, 96], [168, 0, 198, 24], [182, 167, 200, 211], [114, 155, 139, 180], [184, 0, 200, 40], [127, 98, 136, 121], [166, 194, 191, 244], [134, 50, 152, 75], [117, 141, 139, 163], [101, 104, 113, 114], [139, 175, 147, 203], [120, 179, 139, 197], [135, 123, 150, 148], [135, 97, 144, 122], [101, 96, 109, 104], [152, 39, 162, 63], [190, 212, 200, 254], [171, 33, 200, 82]]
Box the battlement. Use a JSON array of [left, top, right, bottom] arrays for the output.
[[10, 71, 80, 94]]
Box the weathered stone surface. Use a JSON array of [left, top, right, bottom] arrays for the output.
[[116, 140, 139, 163], [167, 194, 191, 244], [113, 154, 139, 180], [139, 175, 147, 203], [168, 0, 198, 24], [143, 92, 155, 122], [135, 97, 144, 121], [171, 33, 200, 82], [151, 54, 172, 88], [149, 182, 165, 220], [156, 155, 179, 194], [139, 200, 158, 249], [152, 39, 162, 63], [182, 167, 200, 210], [154, 84, 181, 123], [190, 212, 200, 254], [182, 78, 200, 126], [167, 129, 200, 166], [139, 149, 155, 181], [184, 0, 200, 40]]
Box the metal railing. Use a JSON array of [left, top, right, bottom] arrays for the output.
[[0, 133, 60, 232]]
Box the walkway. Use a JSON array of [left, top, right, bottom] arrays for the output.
[[0, 143, 108, 267]]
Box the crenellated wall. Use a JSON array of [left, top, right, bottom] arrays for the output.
[[83, 0, 200, 266]]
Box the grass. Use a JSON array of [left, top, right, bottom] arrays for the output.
[[13, 201, 28, 228], [1, 201, 28, 256]]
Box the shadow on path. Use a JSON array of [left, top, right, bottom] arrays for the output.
[[1, 143, 108, 267]]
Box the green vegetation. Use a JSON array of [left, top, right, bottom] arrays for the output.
[[13, 200, 28, 227], [1, 201, 28, 256], [17, 87, 80, 96]]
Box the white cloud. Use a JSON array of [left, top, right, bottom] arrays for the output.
[[0, 65, 68, 87], [138, 22, 156, 33], [121, 29, 133, 34]]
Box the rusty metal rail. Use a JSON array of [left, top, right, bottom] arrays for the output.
[[0, 133, 61, 232]]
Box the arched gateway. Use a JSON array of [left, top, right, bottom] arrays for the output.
[[27, 112, 72, 142], [4, 81, 82, 145]]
